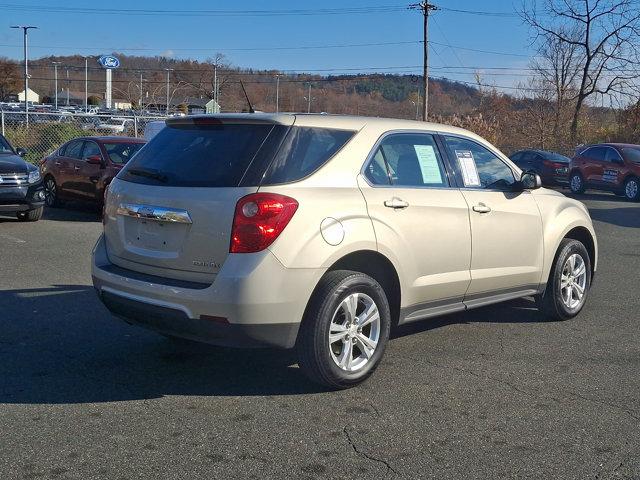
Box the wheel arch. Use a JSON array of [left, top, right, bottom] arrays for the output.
[[564, 226, 596, 278], [322, 250, 402, 326]]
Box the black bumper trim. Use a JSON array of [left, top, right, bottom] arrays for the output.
[[98, 263, 211, 290], [99, 290, 299, 349]]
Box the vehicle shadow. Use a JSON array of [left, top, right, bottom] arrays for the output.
[[0, 285, 550, 404], [587, 206, 640, 228], [43, 203, 101, 222], [564, 191, 627, 203]]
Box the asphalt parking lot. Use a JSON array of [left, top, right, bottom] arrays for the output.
[[1, 193, 639, 480]]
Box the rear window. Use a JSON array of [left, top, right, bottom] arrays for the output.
[[118, 123, 276, 187], [118, 123, 354, 187], [103, 142, 145, 165], [261, 127, 355, 184], [622, 147, 640, 164]]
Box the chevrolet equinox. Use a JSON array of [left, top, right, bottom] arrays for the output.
[[92, 114, 597, 388]]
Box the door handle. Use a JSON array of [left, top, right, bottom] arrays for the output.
[[384, 197, 409, 209], [472, 203, 491, 214], [54, 161, 61, 166], [74, 166, 81, 171]]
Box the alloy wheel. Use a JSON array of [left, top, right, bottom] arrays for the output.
[[560, 253, 587, 309], [625, 179, 638, 200], [570, 174, 582, 192], [44, 178, 56, 206], [328, 292, 381, 372]]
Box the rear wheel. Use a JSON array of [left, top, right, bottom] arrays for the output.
[[569, 172, 585, 194], [16, 206, 43, 222], [297, 270, 390, 389], [623, 177, 640, 202], [540, 238, 591, 321], [44, 176, 61, 207]]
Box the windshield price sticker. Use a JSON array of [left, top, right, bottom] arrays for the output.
[[456, 150, 480, 186]]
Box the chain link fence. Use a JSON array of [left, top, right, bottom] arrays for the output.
[[0, 111, 168, 164]]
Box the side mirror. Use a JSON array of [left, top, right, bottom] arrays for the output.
[[86, 154, 104, 166], [520, 170, 542, 190], [15, 147, 27, 157]]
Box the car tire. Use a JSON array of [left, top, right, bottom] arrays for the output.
[[569, 172, 586, 194], [540, 238, 591, 321], [16, 206, 43, 222], [297, 270, 391, 389], [44, 176, 62, 207], [623, 177, 640, 202]]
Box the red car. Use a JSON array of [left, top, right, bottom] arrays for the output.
[[40, 136, 146, 207], [569, 143, 640, 201]]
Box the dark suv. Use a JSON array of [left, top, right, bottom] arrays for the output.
[[569, 143, 640, 201], [0, 134, 45, 221], [40, 136, 146, 207], [509, 149, 571, 187]]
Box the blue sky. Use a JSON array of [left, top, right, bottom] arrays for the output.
[[1, 1, 535, 90]]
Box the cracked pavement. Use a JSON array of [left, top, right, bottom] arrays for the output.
[[1, 193, 639, 479]]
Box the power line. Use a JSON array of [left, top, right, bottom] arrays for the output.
[[0, 3, 410, 17], [0, 40, 422, 53]]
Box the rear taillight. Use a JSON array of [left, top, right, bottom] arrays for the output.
[[230, 193, 298, 253]]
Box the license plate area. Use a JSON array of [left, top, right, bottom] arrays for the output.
[[123, 217, 189, 253]]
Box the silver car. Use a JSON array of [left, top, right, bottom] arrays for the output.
[[92, 114, 597, 388]]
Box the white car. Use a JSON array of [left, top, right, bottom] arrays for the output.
[[96, 118, 134, 134]]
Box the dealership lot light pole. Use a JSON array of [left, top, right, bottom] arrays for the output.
[[165, 68, 173, 115], [52, 61, 61, 110], [10, 25, 38, 127]]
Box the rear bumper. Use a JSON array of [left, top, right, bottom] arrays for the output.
[[92, 235, 325, 348]]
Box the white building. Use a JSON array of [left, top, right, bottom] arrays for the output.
[[17, 88, 40, 103]]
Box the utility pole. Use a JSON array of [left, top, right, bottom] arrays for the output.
[[52, 61, 61, 110], [139, 72, 144, 110], [213, 63, 218, 106], [275, 74, 280, 113], [84, 56, 88, 112], [10, 25, 37, 127], [165, 68, 173, 115], [307, 83, 312, 113], [409, 2, 437, 121], [65, 67, 69, 106]]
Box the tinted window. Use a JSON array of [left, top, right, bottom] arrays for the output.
[[82, 141, 101, 159], [365, 149, 391, 185], [65, 141, 84, 159], [444, 136, 515, 189], [103, 142, 144, 165], [367, 133, 448, 187], [604, 147, 623, 164], [584, 146, 607, 161], [262, 127, 354, 184], [543, 151, 571, 163], [509, 152, 524, 163], [119, 123, 276, 187], [0, 135, 12, 154], [622, 147, 640, 164]]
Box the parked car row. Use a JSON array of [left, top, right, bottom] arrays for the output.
[[510, 143, 640, 201]]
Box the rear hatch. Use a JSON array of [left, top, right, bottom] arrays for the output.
[[103, 116, 294, 284]]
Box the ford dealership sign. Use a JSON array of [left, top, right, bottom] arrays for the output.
[[98, 55, 120, 69]]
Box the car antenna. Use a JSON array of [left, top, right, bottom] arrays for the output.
[[239, 80, 255, 113]]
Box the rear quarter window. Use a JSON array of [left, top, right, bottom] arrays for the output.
[[261, 127, 355, 184]]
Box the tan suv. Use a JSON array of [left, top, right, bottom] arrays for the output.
[[92, 114, 597, 388]]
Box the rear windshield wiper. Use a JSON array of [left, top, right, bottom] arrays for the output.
[[127, 167, 169, 183]]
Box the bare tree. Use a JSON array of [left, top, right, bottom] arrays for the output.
[[523, 0, 640, 143], [0, 58, 20, 101]]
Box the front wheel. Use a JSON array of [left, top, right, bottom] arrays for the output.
[[623, 177, 640, 202], [540, 238, 591, 321], [569, 172, 585, 194], [297, 270, 391, 389], [16, 206, 43, 222], [44, 177, 61, 207]]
